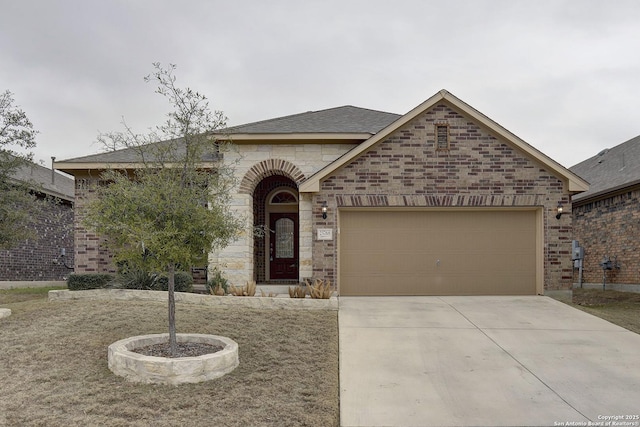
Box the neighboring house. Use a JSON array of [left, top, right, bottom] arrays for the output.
[[570, 135, 640, 290], [54, 90, 588, 296], [0, 160, 75, 282]]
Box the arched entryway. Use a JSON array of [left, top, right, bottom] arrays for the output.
[[253, 175, 299, 283]]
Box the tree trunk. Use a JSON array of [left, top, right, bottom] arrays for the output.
[[168, 263, 177, 357]]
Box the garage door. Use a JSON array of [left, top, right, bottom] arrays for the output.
[[339, 209, 538, 296]]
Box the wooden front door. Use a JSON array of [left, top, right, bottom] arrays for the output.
[[269, 213, 299, 280]]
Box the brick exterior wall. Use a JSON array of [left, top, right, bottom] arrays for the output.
[[313, 103, 573, 291], [69, 103, 576, 292], [73, 175, 209, 281], [572, 186, 640, 285], [0, 194, 74, 281], [73, 176, 115, 274]]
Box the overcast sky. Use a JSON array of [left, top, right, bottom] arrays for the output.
[[1, 0, 639, 169]]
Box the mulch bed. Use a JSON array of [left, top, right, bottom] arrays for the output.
[[135, 342, 223, 358]]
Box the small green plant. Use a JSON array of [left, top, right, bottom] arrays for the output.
[[117, 267, 157, 290], [288, 285, 306, 298], [116, 265, 193, 293], [305, 279, 333, 299], [155, 272, 194, 293], [206, 267, 229, 296], [67, 274, 116, 291]]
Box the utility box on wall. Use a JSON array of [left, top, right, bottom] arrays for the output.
[[572, 240, 584, 261]]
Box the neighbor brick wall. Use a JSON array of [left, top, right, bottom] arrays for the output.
[[0, 194, 74, 281], [572, 187, 640, 285], [314, 102, 572, 291]]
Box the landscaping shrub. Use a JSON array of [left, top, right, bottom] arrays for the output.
[[155, 271, 194, 293], [206, 267, 229, 296], [67, 274, 116, 291], [289, 285, 307, 298], [306, 279, 333, 299], [230, 281, 256, 296], [116, 264, 193, 293], [117, 268, 157, 290]]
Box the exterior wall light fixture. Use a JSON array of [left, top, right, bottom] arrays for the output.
[[58, 247, 74, 270], [321, 202, 328, 219], [555, 203, 563, 220]]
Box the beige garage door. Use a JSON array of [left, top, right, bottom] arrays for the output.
[[339, 209, 538, 296]]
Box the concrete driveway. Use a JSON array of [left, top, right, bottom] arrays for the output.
[[339, 296, 640, 427]]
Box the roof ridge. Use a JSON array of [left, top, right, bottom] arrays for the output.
[[222, 105, 399, 132]]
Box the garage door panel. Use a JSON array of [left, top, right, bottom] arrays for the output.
[[339, 209, 537, 296]]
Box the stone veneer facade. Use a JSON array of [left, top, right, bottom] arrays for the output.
[[572, 186, 640, 286], [213, 143, 357, 285]]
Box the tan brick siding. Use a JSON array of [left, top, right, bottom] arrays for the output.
[[314, 103, 572, 291], [572, 187, 640, 285], [73, 176, 115, 274]]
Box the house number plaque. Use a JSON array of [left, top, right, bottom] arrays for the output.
[[317, 228, 333, 240]]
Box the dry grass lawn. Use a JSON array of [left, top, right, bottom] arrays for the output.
[[568, 288, 640, 334], [0, 288, 339, 427]]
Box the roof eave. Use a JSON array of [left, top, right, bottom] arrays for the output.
[[300, 90, 590, 194], [6, 176, 74, 202], [572, 180, 640, 204], [43, 189, 74, 202], [53, 161, 218, 175], [217, 132, 373, 143]]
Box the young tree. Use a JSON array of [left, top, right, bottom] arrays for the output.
[[0, 90, 39, 249], [84, 64, 243, 355]]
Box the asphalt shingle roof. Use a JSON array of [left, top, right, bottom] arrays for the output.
[[61, 147, 144, 164], [58, 106, 401, 164], [11, 161, 75, 200], [570, 134, 640, 202], [220, 105, 401, 134]]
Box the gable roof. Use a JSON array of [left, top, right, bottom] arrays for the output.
[[11, 160, 75, 201], [221, 105, 401, 135], [570, 134, 640, 203], [300, 90, 589, 193]]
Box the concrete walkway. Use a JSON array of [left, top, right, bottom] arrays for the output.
[[339, 296, 640, 427]]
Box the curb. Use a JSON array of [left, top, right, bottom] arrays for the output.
[[48, 289, 338, 311]]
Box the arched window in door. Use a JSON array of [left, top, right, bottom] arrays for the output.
[[270, 190, 298, 205]]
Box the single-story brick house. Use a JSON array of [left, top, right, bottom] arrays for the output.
[[0, 160, 75, 283], [54, 90, 588, 296], [570, 135, 640, 291]]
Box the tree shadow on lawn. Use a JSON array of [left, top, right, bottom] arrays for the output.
[[0, 297, 339, 427]]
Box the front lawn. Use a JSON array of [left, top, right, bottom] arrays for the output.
[[568, 288, 640, 334], [0, 290, 339, 426]]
